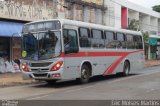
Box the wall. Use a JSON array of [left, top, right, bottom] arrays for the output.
[[150, 17, 158, 34], [64, 0, 104, 24], [114, 3, 121, 28], [139, 14, 150, 32], [128, 10, 139, 20], [82, 0, 103, 5], [103, 0, 115, 27], [0, 0, 55, 21], [111, 0, 160, 18], [95, 9, 102, 24], [0, 0, 105, 24]]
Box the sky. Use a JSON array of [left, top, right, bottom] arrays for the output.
[[127, 0, 160, 9]]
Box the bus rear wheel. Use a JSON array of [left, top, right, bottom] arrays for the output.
[[122, 61, 130, 76], [78, 65, 91, 84]]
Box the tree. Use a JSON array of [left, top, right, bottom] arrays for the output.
[[142, 31, 149, 59], [152, 5, 160, 12], [127, 19, 140, 31]]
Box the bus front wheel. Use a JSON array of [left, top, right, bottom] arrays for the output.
[[77, 65, 91, 84]]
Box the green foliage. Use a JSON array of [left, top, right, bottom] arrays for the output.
[[152, 5, 160, 12], [142, 31, 149, 59], [127, 19, 140, 31], [142, 31, 149, 44]]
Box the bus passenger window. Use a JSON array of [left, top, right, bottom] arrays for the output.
[[79, 28, 91, 47], [134, 35, 143, 49], [105, 31, 116, 48], [116, 33, 126, 49], [126, 34, 134, 49], [63, 29, 79, 54], [91, 29, 105, 48]]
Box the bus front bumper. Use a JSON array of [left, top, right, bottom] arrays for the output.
[[22, 72, 62, 80]]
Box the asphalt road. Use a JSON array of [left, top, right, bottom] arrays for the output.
[[0, 66, 160, 100]]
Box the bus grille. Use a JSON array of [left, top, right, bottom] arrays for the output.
[[33, 73, 48, 78], [31, 68, 49, 72], [31, 62, 52, 67]]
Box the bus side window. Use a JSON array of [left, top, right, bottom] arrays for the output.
[[116, 33, 126, 49], [134, 35, 143, 49], [91, 29, 105, 48], [79, 27, 91, 48], [105, 31, 116, 48], [139, 36, 143, 49], [126, 34, 134, 49], [63, 29, 79, 54]]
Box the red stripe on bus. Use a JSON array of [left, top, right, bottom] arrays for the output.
[[60, 50, 144, 58], [59, 50, 144, 75], [103, 56, 126, 75], [60, 52, 141, 58], [103, 50, 144, 75]]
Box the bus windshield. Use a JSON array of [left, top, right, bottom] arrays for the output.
[[22, 31, 61, 60]]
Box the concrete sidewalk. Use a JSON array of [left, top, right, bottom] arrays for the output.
[[0, 73, 37, 88], [144, 60, 160, 67], [0, 60, 160, 88]]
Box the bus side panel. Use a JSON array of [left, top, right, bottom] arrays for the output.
[[61, 57, 81, 80], [62, 56, 120, 79], [129, 51, 144, 73], [113, 51, 144, 74], [61, 51, 144, 80], [90, 56, 120, 76], [102, 50, 144, 75]]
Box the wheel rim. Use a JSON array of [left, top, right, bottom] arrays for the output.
[[81, 68, 89, 80]]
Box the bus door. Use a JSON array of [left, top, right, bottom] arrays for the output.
[[62, 27, 80, 79]]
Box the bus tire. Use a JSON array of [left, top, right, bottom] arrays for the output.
[[78, 65, 91, 84], [122, 61, 130, 76]]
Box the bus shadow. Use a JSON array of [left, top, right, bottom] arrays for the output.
[[33, 74, 138, 89]]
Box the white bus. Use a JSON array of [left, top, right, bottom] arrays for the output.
[[21, 19, 144, 84]]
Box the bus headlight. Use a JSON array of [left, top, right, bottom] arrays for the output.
[[21, 64, 29, 72], [50, 61, 64, 71]]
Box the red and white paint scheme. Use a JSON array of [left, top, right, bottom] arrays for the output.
[[21, 19, 144, 83]]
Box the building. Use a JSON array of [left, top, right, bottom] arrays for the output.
[[0, 0, 160, 61], [104, 0, 160, 60]]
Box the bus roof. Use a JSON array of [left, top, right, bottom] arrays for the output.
[[24, 19, 142, 36]]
